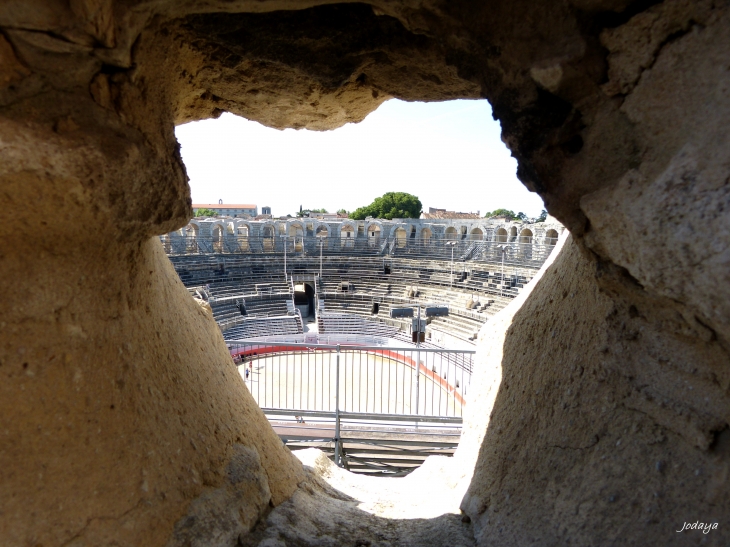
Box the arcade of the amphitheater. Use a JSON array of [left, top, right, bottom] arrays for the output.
[[2, 1, 729, 546], [174, 216, 562, 248]]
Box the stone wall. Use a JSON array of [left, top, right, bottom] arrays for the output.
[[0, 1, 728, 545], [176, 217, 564, 244], [459, 233, 730, 545]]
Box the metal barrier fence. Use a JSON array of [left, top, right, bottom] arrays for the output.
[[228, 341, 473, 418], [161, 234, 558, 268], [227, 340, 475, 469]]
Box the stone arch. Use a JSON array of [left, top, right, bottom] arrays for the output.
[[339, 223, 355, 249], [315, 224, 330, 238], [236, 223, 251, 251], [420, 226, 432, 243], [445, 226, 458, 240], [184, 222, 199, 252], [366, 222, 382, 237], [339, 223, 355, 238], [261, 222, 276, 251], [287, 222, 304, 251], [545, 228, 559, 245], [287, 222, 304, 238], [394, 226, 407, 248], [494, 227, 508, 243], [211, 223, 225, 252], [469, 227, 484, 240], [509, 226, 518, 242], [261, 224, 275, 238], [367, 222, 382, 247], [519, 228, 533, 244], [185, 222, 199, 237]]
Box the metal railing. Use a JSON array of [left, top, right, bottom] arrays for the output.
[[228, 341, 473, 466], [229, 341, 472, 416]]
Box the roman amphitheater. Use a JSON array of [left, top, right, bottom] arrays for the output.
[[1, 2, 729, 547], [168, 216, 561, 347]]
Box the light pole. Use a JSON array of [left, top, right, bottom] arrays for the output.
[[415, 305, 422, 417], [281, 234, 287, 280], [497, 244, 509, 297], [445, 241, 457, 288]]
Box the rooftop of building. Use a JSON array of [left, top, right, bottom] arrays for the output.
[[421, 208, 481, 219], [193, 204, 257, 209]]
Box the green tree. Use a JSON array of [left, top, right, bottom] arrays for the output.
[[337, 209, 349, 216], [194, 208, 218, 217], [484, 208, 517, 220], [350, 192, 422, 220], [536, 209, 548, 222]]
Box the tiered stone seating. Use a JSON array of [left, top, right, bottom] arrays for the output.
[[222, 316, 301, 340], [243, 298, 289, 316], [206, 278, 289, 297], [314, 263, 520, 344], [427, 314, 481, 341], [211, 301, 240, 322], [318, 312, 398, 338], [318, 298, 374, 316], [170, 252, 543, 347]]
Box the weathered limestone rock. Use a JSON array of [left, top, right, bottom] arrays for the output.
[[0, 232, 304, 546], [1, 0, 728, 545], [241, 448, 475, 547], [460, 234, 730, 545], [168, 445, 273, 547]]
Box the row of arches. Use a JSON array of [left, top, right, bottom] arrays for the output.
[[178, 219, 560, 246]]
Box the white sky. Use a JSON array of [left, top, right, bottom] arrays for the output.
[[175, 99, 546, 218]]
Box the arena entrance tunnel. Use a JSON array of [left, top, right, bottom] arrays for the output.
[[293, 282, 315, 317], [1, 2, 729, 547]]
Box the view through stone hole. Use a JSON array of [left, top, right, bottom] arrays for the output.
[[5, 1, 726, 544], [169, 99, 563, 478]]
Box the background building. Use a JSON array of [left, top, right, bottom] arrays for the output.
[[193, 202, 258, 217], [421, 207, 480, 219]]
